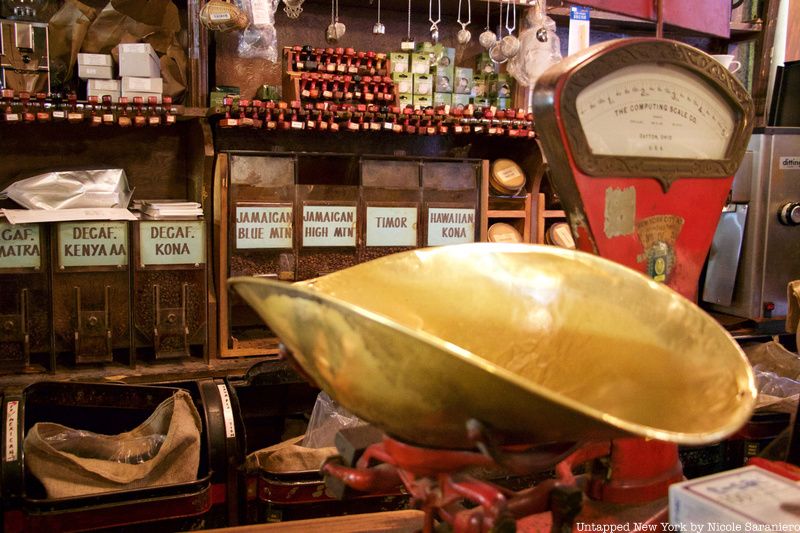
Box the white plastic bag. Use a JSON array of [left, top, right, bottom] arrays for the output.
[[0, 169, 132, 210], [508, 1, 562, 88], [237, 0, 280, 62]]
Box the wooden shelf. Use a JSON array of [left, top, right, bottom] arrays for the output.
[[542, 209, 565, 218], [487, 209, 527, 218]]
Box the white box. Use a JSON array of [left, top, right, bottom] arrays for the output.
[[118, 43, 160, 78], [121, 90, 162, 103], [78, 64, 114, 80], [121, 77, 163, 94], [670, 466, 800, 527], [87, 79, 121, 102], [78, 53, 113, 67]]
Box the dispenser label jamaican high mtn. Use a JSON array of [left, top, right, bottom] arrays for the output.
[[236, 205, 293, 249], [427, 208, 475, 246], [0, 222, 41, 270], [302, 205, 357, 247], [140, 221, 205, 266], [366, 207, 418, 247], [58, 221, 128, 268]]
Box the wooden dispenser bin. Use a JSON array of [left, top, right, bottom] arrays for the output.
[[218, 153, 296, 357], [51, 221, 131, 366], [360, 158, 421, 262], [296, 154, 359, 280], [132, 218, 207, 361], [422, 161, 481, 247], [0, 221, 52, 373]]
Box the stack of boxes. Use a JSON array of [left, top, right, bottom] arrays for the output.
[[77, 43, 163, 103], [119, 43, 163, 103], [389, 45, 513, 110], [78, 53, 119, 102], [473, 52, 513, 110]]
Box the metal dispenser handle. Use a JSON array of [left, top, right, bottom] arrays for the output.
[[153, 283, 190, 358], [73, 286, 113, 362], [0, 288, 31, 367]]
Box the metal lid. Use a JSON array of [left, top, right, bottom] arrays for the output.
[[487, 222, 523, 243], [546, 222, 575, 249], [490, 159, 526, 195]]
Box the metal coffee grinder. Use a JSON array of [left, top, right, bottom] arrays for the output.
[[1, 0, 50, 94]]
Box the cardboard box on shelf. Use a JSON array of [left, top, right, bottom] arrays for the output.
[[389, 53, 409, 73], [392, 73, 413, 95], [472, 75, 488, 98], [433, 92, 452, 106], [452, 94, 471, 108], [413, 74, 433, 95], [413, 94, 432, 108], [87, 79, 121, 102], [78, 53, 113, 67], [476, 52, 497, 75], [118, 43, 160, 78], [121, 77, 163, 94], [411, 53, 432, 75], [121, 91, 162, 103], [78, 65, 113, 80], [397, 93, 413, 107], [454, 68, 473, 94]]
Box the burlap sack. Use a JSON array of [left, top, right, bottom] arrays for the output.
[[24, 390, 201, 499], [787, 280, 800, 349], [245, 436, 336, 474]]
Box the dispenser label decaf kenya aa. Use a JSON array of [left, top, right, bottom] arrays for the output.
[[58, 222, 128, 268]]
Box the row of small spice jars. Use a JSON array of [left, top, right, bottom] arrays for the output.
[[1, 89, 177, 126], [217, 98, 535, 137], [287, 45, 389, 77], [298, 72, 395, 104]]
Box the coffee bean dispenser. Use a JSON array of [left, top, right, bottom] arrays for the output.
[[218, 153, 296, 356], [360, 158, 421, 262], [51, 221, 131, 366], [422, 160, 481, 246], [132, 218, 207, 361], [296, 154, 359, 280], [0, 221, 51, 373]]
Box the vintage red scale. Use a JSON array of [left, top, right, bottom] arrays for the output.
[[534, 37, 753, 300]]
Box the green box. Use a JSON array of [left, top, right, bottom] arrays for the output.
[[433, 46, 455, 69], [432, 66, 454, 93], [392, 73, 413, 95], [414, 74, 433, 95], [397, 93, 414, 107], [454, 67, 473, 94], [433, 92, 452, 106], [473, 97, 491, 108], [415, 41, 435, 53], [389, 53, 410, 73], [489, 74, 513, 98], [411, 53, 432, 75], [471, 75, 488, 98], [476, 52, 497, 75], [413, 94, 433, 108], [209, 86, 240, 108], [452, 94, 471, 108], [495, 97, 511, 110]]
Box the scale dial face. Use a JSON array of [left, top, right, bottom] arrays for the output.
[[575, 64, 736, 160]]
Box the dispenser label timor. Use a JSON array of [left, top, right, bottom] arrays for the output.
[[302, 206, 357, 247], [366, 207, 418, 247], [59, 222, 128, 268], [0, 222, 41, 269], [236, 205, 293, 249], [427, 208, 475, 246], [140, 221, 205, 266]]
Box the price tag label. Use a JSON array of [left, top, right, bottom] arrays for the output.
[[139, 221, 205, 266], [427, 208, 475, 246], [302, 206, 357, 247], [59, 222, 128, 268], [5, 401, 19, 462], [366, 207, 417, 247], [236, 205, 293, 249], [0, 222, 41, 270]]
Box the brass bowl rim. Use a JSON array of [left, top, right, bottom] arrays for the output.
[[230, 243, 757, 446]]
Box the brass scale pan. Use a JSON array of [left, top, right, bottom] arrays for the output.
[[231, 244, 755, 450]]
